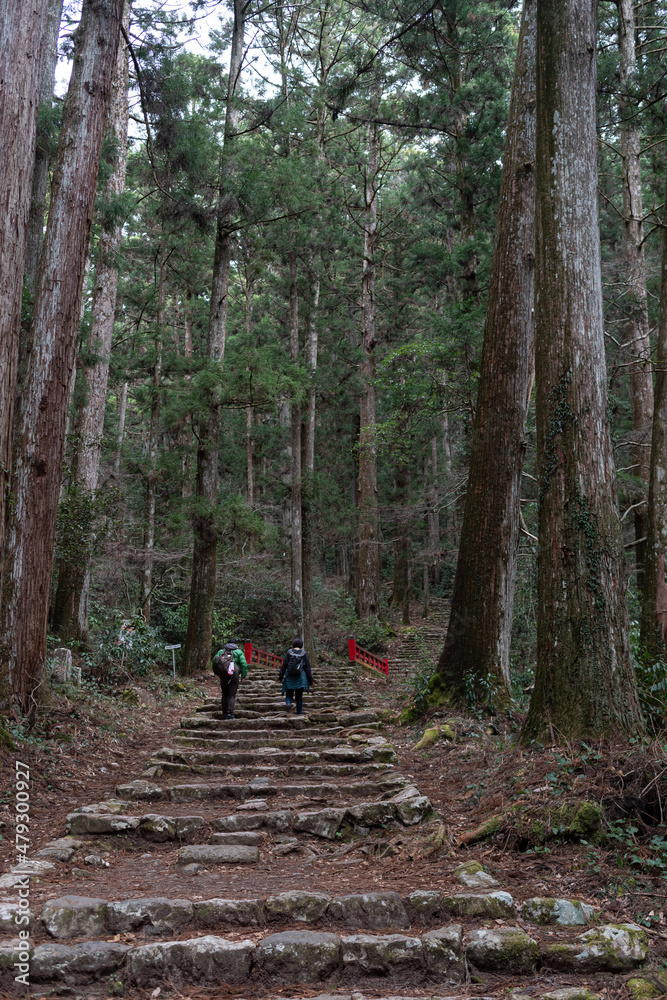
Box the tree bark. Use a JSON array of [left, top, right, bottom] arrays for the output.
[[114, 378, 128, 475], [0, 0, 124, 715], [522, 0, 643, 742], [24, 0, 64, 297], [141, 248, 164, 623], [52, 6, 129, 641], [356, 116, 381, 619], [289, 252, 304, 634], [302, 275, 319, 664], [392, 461, 411, 626], [0, 0, 50, 600], [618, 0, 652, 591], [640, 182, 667, 659], [182, 0, 245, 674], [436, 0, 536, 703]]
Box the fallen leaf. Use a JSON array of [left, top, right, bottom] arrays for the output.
[[151, 989, 161, 998]]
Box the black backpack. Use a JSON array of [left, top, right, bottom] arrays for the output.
[[212, 648, 234, 678], [286, 648, 306, 678]]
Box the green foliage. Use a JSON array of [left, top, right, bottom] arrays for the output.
[[335, 593, 391, 652], [56, 482, 121, 563], [159, 603, 241, 648], [629, 619, 667, 728], [85, 607, 164, 680]]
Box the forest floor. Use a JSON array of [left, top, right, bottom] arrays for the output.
[[1, 647, 667, 998]]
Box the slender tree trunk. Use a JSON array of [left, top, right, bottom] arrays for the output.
[[641, 184, 667, 658], [0, 0, 124, 715], [181, 289, 193, 498], [618, 0, 652, 590], [436, 0, 536, 704], [114, 379, 128, 475], [141, 249, 164, 622], [24, 0, 64, 297], [356, 117, 381, 619], [53, 8, 129, 640], [302, 276, 319, 664], [245, 271, 255, 503], [289, 252, 304, 634], [0, 0, 50, 601], [427, 435, 440, 585], [522, 0, 643, 742], [182, 0, 245, 674], [392, 462, 410, 626]]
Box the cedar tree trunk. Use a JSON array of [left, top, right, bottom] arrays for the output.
[[0, 0, 49, 595], [640, 183, 667, 658], [436, 0, 536, 703], [182, 0, 245, 673], [1, 0, 123, 715], [53, 9, 129, 640], [356, 117, 381, 618], [522, 0, 643, 742], [619, 0, 653, 589], [302, 275, 319, 665]]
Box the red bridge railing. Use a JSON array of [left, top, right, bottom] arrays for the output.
[[348, 636, 389, 676], [244, 640, 282, 670]]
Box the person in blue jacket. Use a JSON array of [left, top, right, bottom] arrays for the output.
[[279, 638, 313, 715]]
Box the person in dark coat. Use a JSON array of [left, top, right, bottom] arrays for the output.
[[279, 638, 313, 715]]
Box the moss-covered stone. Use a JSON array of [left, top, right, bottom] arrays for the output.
[[465, 927, 539, 973], [441, 891, 515, 920], [543, 923, 649, 973], [414, 728, 439, 750], [626, 978, 662, 1000]]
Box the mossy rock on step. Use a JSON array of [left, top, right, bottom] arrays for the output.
[[522, 897, 595, 926], [543, 923, 649, 973], [465, 927, 539, 974], [41, 896, 108, 939]]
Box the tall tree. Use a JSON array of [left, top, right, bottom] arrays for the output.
[[182, 0, 246, 673], [0, 0, 124, 715], [24, 0, 64, 295], [434, 0, 536, 704], [356, 112, 381, 619], [522, 0, 643, 742], [640, 182, 667, 660], [53, 6, 130, 640], [0, 0, 50, 595], [618, 0, 652, 588]]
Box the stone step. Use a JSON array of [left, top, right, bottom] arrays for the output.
[[173, 731, 343, 746], [15, 911, 649, 992], [150, 743, 397, 768], [115, 777, 407, 803], [33, 889, 604, 942], [145, 760, 397, 778]]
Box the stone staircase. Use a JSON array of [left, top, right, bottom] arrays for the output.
[[388, 597, 450, 680], [0, 656, 657, 997]]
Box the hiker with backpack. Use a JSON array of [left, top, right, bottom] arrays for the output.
[[279, 638, 313, 715], [212, 641, 248, 719]]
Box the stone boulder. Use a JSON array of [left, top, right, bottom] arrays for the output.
[[329, 892, 408, 930], [453, 860, 499, 889], [406, 890, 442, 926], [0, 901, 32, 932], [340, 933, 423, 979], [441, 891, 515, 920], [194, 898, 264, 928], [423, 924, 464, 982], [465, 927, 539, 974], [265, 891, 331, 924], [256, 930, 341, 983], [40, 896, 108, 939], [543, 923, 649, 972], [116, 780, 164, 801], [523, 897, 595, 926], [129, 935, 254, 986], [345, 801, 397, 829], [31, 940, 129, 983], [66, 813, 140, 835], [211, 831, 264, 846], [106, 898, 193, 935], [178, 844, 259, 866], [294, 808, 346, 839]]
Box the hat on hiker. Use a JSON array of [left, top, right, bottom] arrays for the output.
[[225, 641, 238, 650]]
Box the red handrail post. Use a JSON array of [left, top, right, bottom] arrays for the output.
[[244, 639, 252, 664], [348, 636, 356, 665], [383, 658, 389, 675]]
